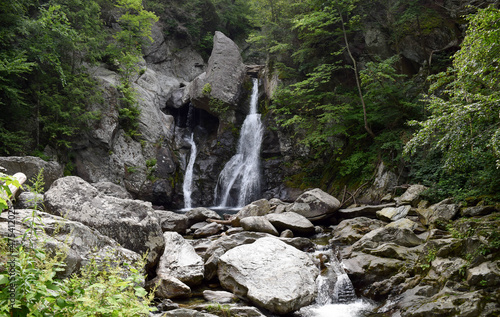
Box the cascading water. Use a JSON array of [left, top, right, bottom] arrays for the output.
[[214, 78, 263, 208], [182, 133, 197, 209], [299, 247, 373, 317], [182, 104, 197, 210]]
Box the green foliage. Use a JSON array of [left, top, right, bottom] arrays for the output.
[[0, 173, 22, 211], [405, 5, 500, 202], [206, 302, 232, 317], [202, 83, 212, 96], [0, 240, 154, 316]]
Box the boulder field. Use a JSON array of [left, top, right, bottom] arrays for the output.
[[1, 177, 499, 317]]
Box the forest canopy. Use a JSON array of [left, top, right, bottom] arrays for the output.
[[0, 0, 499, 203]]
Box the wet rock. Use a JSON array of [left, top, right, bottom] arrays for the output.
[[229, 306, 267, 317], [280, 229, 294, 238], [286, 188, 341, 221], [44, 176, 164, 269], [218, 237, 318, 314], [161, 308, 218, 317], [265, 212, 315, 236], [157, 232, 204, 286], [240, 216, 279, 236], [156, 299, 179, 312], [146, 273, 191, 299], [155, 210, 188, 234], [231, 199, 271, 226], [193, 222, 224, 239], [186, 207, 222, 227], [203, 290, 237, 303], [376, 205, 411, 222]]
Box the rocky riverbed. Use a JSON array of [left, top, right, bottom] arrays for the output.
[[1, 171, 499, 317]]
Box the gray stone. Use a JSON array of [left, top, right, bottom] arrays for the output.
[[229, 306, 266, 317], [231, 199, 271, 226], [286, 188, 341, 221], [14, 192, 44, 210], [331, 217, 386, 245], [240, 216, 279, 236], [188, 32, 246, 121], [385, 218, 419, 231], [91, 181, 132, 199], [145, 273, 191, 299], [0, 156, 63, 191], [44, 176, 164, 269], [186, 207, 221, 227], [280, 229, 294, 238], [157, 232, 204, 286], [352, 226, 423, 250], [376, 205, 411, 222], [0, 209, 140, 277], [462, 205, 497, 217], [155, 210, 188, 234], [396, 184, 427, 206], [218, 237, 318, 314], [193, 222, 224, 238], [265, 212, 315, 235], [336, 203, 396, 219], [466, 260, 500, 287], [203, 290, 237, 303], [161, 308, 218, 317]]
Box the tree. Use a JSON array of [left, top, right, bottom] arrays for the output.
[[405, 5, 500, 200]]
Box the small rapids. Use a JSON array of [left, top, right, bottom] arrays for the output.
[[299, 247, 374, 317]]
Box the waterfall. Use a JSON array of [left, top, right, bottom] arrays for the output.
[[214, 78, 263, 208], [299, 247, 373, 317], [182, 133, 197, 209], [182, 104, 197, 210]]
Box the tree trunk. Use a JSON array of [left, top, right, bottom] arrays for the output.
[[340, 15, 375, 139]]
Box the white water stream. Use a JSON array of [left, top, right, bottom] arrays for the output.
[[299, 248, 374, 317], [182, 133, 197, 209], [214, 78, 263, 207]]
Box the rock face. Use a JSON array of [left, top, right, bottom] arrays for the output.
[[157, 232, 204, 286], [218, 237, 318, 314], [44, 176, 164, 269], [188, 31, 246, 120], [0, 156, 63, 191], [0, 209, 140, 277], [286, 188, 341, 221]]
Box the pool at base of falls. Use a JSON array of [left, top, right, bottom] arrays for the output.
[[298, 299, 375, 317]]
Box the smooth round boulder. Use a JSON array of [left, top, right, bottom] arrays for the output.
[[286, 188, 340, 221], [265, 212, 315, 235], [218, 237, 319, 314]]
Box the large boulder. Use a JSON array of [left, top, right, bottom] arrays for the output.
[[157, 232, 204, 286], [0, 156, 63, 191], [0, 209, 140, 277], [188, 31, 246, 121], [44, 176, 165, 269], [231, 199, 271, 226], [331, 217, 386, 245], [286, 188, 341, 221], [155, 210, 188, 234], [265, 212, 315, 236], [396, 184, 427, 206], [240, 216, 279, 236], [185, 207, 221, 227], [218, 237, 318, 314]]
